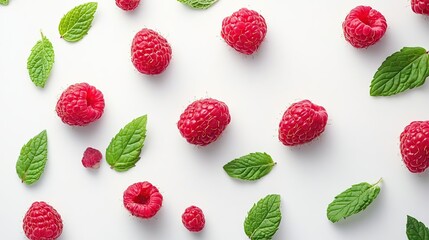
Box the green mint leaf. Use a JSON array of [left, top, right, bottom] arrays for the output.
[[223, 152, 276, 181], [0, 0, 9, 6], [16, 130, 48, 185], [58, 2, 98, 42], [27, 32, 54, 88], [407, 215, 429, 240], [327, 178, 382, 223], [244, 194, 281, 240], [106, 115, 147, 172], [177, 0, 218, 9], [370, 47, 429, 96]]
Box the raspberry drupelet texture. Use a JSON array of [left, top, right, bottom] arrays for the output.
[[278, 100, 328, 146], [131, 28, 172, 75], [400, 121, 429, 173], [342, 6, 387, 48], [182, 206, 205, 232], [23, 201, 63, 240], [412, 0, 429, 15], [221, 8, 267, 55], [56, 83, 105, 126], [82, 147, 102, 169], [123, 181, 163, 219], [116, 0, 140, 11], [177, 98, 231, 146]]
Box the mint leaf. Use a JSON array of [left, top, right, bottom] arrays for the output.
[[58, 2, 98, 42], [223, 152, 276, 181], [327, 178, 381, 223], [27, 32, 54, 88], [16, 130, 48, 185], [244, 194, 281, 240], [177, 0, 218, 9], [407, 215, 429, 240], [0, 0, 9, 6], [106, 115, 147, 172], [370, 47, 429, 96]]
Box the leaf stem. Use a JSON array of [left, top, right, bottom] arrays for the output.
[[373, 177, 383, 186]]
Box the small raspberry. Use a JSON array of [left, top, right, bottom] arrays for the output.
[[55, 83, 105, 126], [221, 8, 267, 55], [177, 98, 231, 146], [182, 206, 205, 232], [116, 0, 140, 11], [23, 201, 63, 240], [342, 6, 387, 48], [278, 100, 328, 146], [123, 181, 163, 219], [412, 0, 429, 15], [82, 147, 102, 169], [400, 121, 429, 173], [131, 28, 172, 75]]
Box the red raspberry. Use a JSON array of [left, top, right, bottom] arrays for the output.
[[182, 206, 205, 232], [82, 147, 102, 169], [400, 121, 429, 173], [278, 100, 328, 146], [123, 181, 163, 219], [342, 6, 387, 48], [56, 83, 105, 126], [177, 98, 231, 146], [131, 28, 172, 75], [412, 0, 429, 15], [23, 201, 63, 240], [116, 0, 140, 11], [221, 8, 267, 55]]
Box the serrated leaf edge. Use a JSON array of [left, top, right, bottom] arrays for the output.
[[177, 0, 218, 9], [27, 31, 54, 88], [106, 115, 147, 172], [16, 130, 48, 185], [327, 178, 382, 223], [245, 194, 281, 240], [370, 47, 429, 96], [223, 152, 276, 181], [407, 215, 429, 240], [59, 2, 98, 41]]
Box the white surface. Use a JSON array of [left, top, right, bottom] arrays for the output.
[[1, 0, 429, 239]]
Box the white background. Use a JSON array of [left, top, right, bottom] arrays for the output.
[[1, 0, 429, 239]]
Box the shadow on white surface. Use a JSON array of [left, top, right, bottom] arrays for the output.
[[414, 14, 429, 31], [185, 130, 233, 161], [129, 208, 169, 238], [186, 228, 207, 239], [221, 42, 269, 73], [283, 129, 334, 162], [409, 171, 429, 185], [62, 117, 105, 138], [137, 64, 175, 84]]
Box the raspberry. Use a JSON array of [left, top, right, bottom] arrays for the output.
[[131, 28, 172, 75], [342, 6, 387, 48], [116, 0, 140, 11], [400, 121, 429, 173], [177, 98, 231, 146], [221, 8, 267, 55], [182, 206, 205, 232], [412, 0, 429, 15], [82, 147, 102, 169], [55, 83, 105, 126], [23, 201, 63, 240], [278, 100, 328, 146], [123, 181, 163, 219]]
